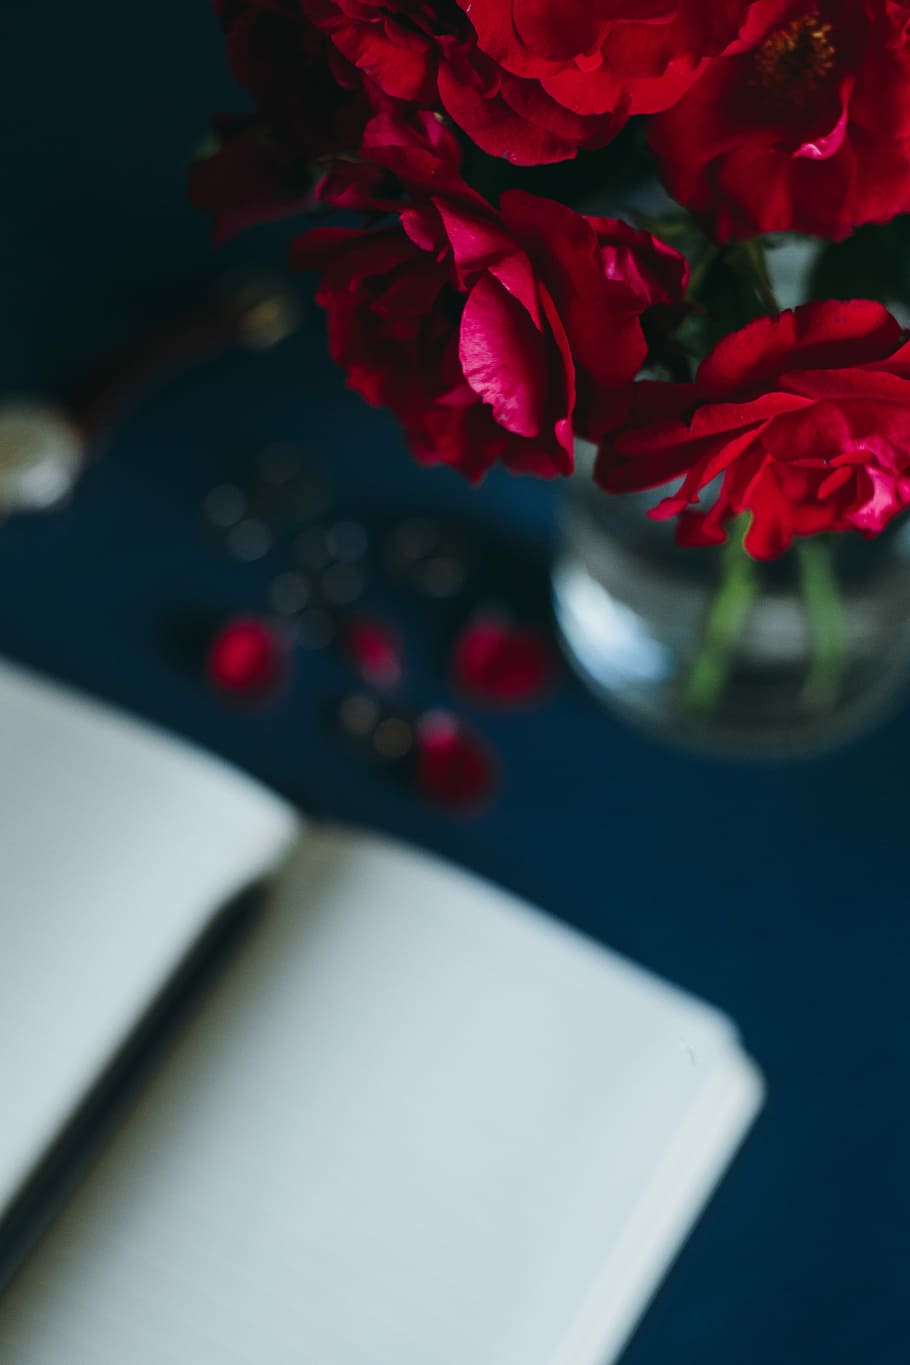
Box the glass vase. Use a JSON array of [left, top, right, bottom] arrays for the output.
[[552, 444, 910, 757]]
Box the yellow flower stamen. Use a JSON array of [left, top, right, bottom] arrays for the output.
[[754, 11, 835, 103]]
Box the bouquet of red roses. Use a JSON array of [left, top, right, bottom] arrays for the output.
[[193, 0, 910, 742]]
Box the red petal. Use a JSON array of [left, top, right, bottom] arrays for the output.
[[452, 616, 556, 705], [343, 616, 405, 688], [459, 274, 550, 438], [206, 618, 288, 700], [415, 711, 498, 812], [697, 302, 903, 400]]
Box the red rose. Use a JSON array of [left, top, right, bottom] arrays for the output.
[[216, 0, 373, 156], [316, 106, 466, 213], [306, 0, 620, 163], [649, 0, 910, 241], [597, 301, 910, 558], [461, 0, 788, 119], [189, 113, 321, 243], [190, 0, 378, 238], [293, 183, 687, 481]]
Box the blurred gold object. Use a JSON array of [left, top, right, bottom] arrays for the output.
[[220, 274, 301, 350], [0, 403, 85, 516], [0, 271, 301, 520]]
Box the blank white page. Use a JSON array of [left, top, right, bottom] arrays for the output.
[[0, 658, 298, 1224], [0, 829, 762, 1365]]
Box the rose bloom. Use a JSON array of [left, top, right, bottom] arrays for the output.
[[461, 0, 788, 119], [305, 0, 621, 163], [294, 141, 687, 480], [190, 0, 376, 239], [649, 0, 910, 240], [316, 106, 466, 213], [596, 301, 910, 559], [189, 112, 322, 242], [214, 0, 374, 156]]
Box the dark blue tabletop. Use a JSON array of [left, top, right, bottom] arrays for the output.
[[2, 6, 908, 1362]]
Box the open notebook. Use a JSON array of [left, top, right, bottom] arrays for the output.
[[0, 658, 763, 1365]]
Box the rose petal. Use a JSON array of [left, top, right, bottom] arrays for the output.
[[452, 616, 556, 705], [207, 618, 288, 701], [415, 711, 499, 811], [343, 616, 405, 688]]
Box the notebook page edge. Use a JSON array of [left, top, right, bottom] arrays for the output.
[[548, 1043, 764, 1365]]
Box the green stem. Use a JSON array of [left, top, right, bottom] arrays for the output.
[[684, 521, 759, 713], [744, 239, 781, 317], [680, 238, 789, 718], [729, 239, 781, 320], [630, 210, 691, 241], [796, 537, 847, 708], [686, 243, 720, 301]]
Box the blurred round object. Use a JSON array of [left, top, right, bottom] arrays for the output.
[[0, 402, 85, 515], [415, 710, 498, 813], [327, 520, 368, 562], [452, 615, 556, 706], [337, 692, 382, 739], [373, 716, 414, 760], [226, 517, 272, 561], [321, 562, 365, 606], [415, 555, 467, 599], [206, 617, 288, 701], [384, 517, 470, 597], [222, 274, 301, 349], [343, 617, 404, 688], [268, 570, 312, 615], [335, 693, 413, 767], [203, 483, 246, 529], [295, 605, 336, 650], [254, 446, 332, 523], [385, 517, 438, 567]]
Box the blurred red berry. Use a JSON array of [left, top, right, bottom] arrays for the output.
[[415, 710, 498, 812], [207, 617, 288, 700], [343, 616, 404, 688], [453, 616, 555, 706]]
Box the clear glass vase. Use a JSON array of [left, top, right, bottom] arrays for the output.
[[552, 444, 910, 757]]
